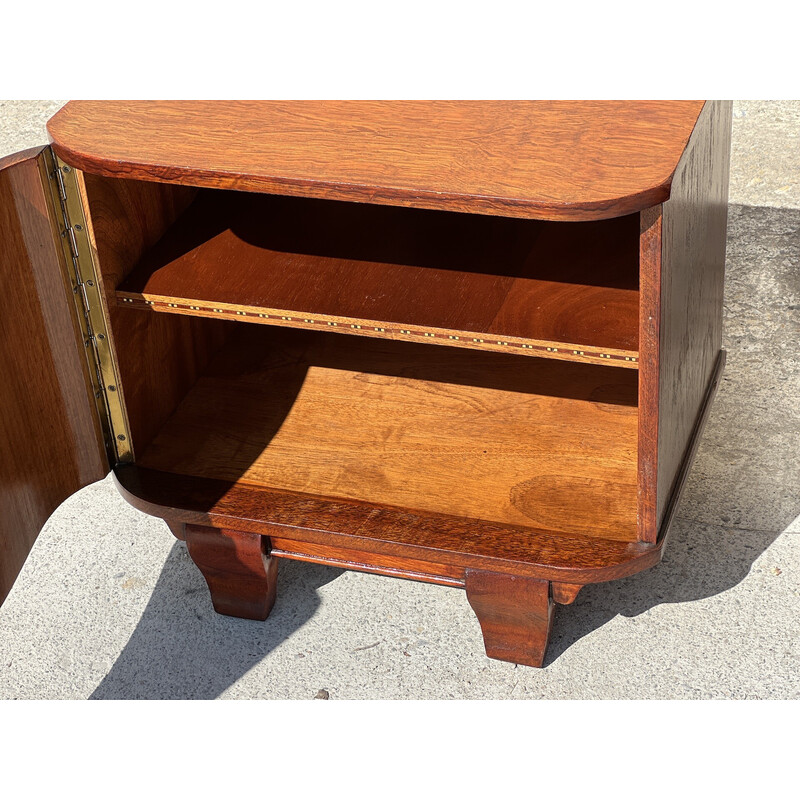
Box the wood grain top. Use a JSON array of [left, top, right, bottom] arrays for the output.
[[48, 101, 706, 221]]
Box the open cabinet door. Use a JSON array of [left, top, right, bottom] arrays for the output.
[[0, 146, 108, 603]]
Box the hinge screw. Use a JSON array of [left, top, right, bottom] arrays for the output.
[[86, 280, 94, 286], [108, 385, 116, 392], [97, 333, 105, 340], [74, 224, 82, 231], [117, 434, 126, 441], [62, 166, 71, 173]]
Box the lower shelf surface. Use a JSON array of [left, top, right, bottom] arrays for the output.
[[136, 328, 640, 541]]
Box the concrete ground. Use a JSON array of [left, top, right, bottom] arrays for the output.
[[0, 101, 797, 699]]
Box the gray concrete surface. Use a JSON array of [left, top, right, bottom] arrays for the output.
[[0, 101, 797, 699]]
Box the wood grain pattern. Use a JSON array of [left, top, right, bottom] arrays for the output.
[[637, 204, 663, 542], [551, 582, 583, 604], [79, 172, 231, 455], [0, 146, 49, 172], [269, 538, 465, 587], [48, 101, 705, 221], [0, 148, 107, 602], [653, 101, 731, 537], [117, 190, 640, 366], [114, 466, 663, 586], [184, 524, 277, 619], [657, 351, 726, 543], [137, 328, 640, 540], [465, 570, 554, 667]]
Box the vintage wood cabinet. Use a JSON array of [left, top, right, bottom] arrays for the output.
[[0, 101, 731, 667]]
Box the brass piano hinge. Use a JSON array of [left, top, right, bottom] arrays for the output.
[[40, 147, 133, 466]]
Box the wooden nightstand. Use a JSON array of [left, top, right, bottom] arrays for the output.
[[0, 101, 731, 667]]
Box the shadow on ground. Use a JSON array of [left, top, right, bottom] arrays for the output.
[[544, 518, 785, 665], [91, 544, 343, 699]]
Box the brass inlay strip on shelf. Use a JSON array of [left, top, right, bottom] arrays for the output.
[[118, 294, 639, 367]]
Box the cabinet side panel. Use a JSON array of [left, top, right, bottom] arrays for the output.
[[638, 205, 663, 543], [80, 174, 230, 455], [0, 150, 107, 602], [656, 100, 732, 529]]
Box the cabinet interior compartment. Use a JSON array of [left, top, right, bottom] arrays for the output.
[[114, 188, 642, 368], [135, 325, 640, 543], [83, 174, 642, 547]]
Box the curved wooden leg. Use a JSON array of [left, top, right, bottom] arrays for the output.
[[465, 570, 554, 668], [552, 582, 582, 605], [165, 520, 186, 540], [185, 524, 277, 620]]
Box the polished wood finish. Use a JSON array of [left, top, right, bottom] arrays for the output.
[[654, 101, 732, 533], [0, 146, 47, 172], [637, 204, 663, 542], [637, 101, 731, 543], [136, 328, 640, 540], [114, 467, 663, 586], [184, 524, 277, 619], [166, 520, 185, 541], [48, 101, 704, 221], [115, 344, 724, 628], [551, 582, 583, 605], [0, 102, 731, 667], [80, 172, 230, 455], [657, 351, 726, 543], [270, 538, 465, 588], [465, 571, 554, 667], [0, 148, 107, 602], [116, 191, 640, 367]]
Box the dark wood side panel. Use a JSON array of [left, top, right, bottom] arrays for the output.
[[0, 148, 107, 602], [78, 172, 231, 455], [646, 100, 732, 539]]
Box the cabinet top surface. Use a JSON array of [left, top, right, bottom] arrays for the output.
[[48, 100, 705, 220]]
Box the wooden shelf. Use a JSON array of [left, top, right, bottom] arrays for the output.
[[136, 328, 640, 542], [116, 191, 641, 368]]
